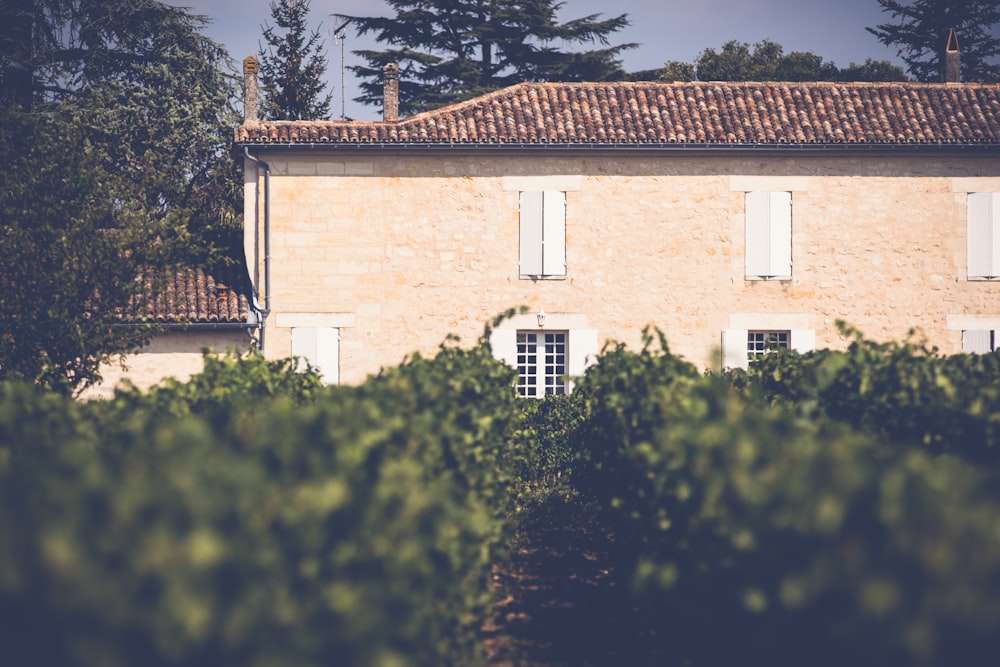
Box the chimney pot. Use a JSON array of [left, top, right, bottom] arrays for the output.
[[243, 56, 259, 123], [944, 28, 960, 83], [382, 62, 400, 123]]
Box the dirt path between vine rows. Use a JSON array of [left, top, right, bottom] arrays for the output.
[[482, 494, 664, 667]]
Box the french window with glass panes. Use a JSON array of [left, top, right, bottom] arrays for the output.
[[515, 331, 567, 396]]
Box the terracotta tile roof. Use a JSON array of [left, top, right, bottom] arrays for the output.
[[123, 266, 252, 325], [235, 81, 1000, 147]]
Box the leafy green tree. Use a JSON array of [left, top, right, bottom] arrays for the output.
[[867, 0, 1000, 82], [773, 51, 841, 81], [346, 0, 637, 116], [0, 0, 242, 392], [257, 0, 333, 120], [693, 39, 906, 82], [838, 57, 913, 81], [0, 110, 153, 392], [625, 60, 695, 82], [0, 0, 241, 243], [696, 39, 785, 81]]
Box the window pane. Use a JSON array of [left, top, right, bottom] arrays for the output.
[[517, 330, 568, 397], [747, 330, 789, 358]]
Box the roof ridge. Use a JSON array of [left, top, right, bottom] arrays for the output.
[[234, 80, 1000, 146], [400, 82, 536, 122]]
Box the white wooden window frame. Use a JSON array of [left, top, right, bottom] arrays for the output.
[[291, 327, 340, 384], [967, 192, 1000, 280], [722, 325, 814, 371], [519, 191, 566, 278], [515, 331, 568, 397], [745, 191, 792, 280], [746, 330, 790, 359], [489, 313, 597, 396]]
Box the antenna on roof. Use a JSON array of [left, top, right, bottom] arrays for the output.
[[331, 15, 353, 120]]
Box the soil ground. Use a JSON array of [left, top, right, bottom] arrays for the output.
[[482, 491, 664, 667]]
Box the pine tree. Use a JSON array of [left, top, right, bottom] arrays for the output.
[[257, 0, 332, 120], [867, 0, 1000, 82], [346, 0, 637, 116]]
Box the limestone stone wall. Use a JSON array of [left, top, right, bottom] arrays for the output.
[[81, 330, 252, 400], [245, 151, 1000, 383]]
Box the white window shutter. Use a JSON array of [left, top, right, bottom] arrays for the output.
[[746, 191, 791, 278], [769, 191, 792, 278], [542, 191, 566, 276], [790, 329, 815, 353], [489, 328, 519, 368], [292, 327, 340, 384], [968, 193, 1000, 279], [519, 191, 543, 275], [568, 329, 598, 377], [291, 327, 317, 374], [745, 192, 771, 278], [963, 330, 993, 354], [722, 329, 749, 370], [313, 328, 340, 384]]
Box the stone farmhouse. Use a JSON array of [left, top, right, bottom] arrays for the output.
[[90, 56, 1000, 398], [231, 59, 1000, 396]]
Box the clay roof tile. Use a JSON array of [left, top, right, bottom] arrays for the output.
[[122, 266, 251, 325], [237, 81, 1000, 147]]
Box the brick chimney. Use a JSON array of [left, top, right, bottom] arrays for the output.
[[944, 28, 960, 82], [243, 56, 259, 123], [382, 62, 400, 122]]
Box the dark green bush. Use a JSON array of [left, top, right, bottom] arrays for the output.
[[571, 329, 1000, 666], [6, 321, 1000, 667], [736, 322, 1000, 463], [0, 339, 521, 667]]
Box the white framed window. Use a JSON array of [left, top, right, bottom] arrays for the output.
[[963, 330, 998, 354], [968, 193, 1000, 280], [747, 330, 790, 359], [516, 331, 567, 397], [489, 313, 597, 397], [722, 325, 814, 371], [745, 191, 792, 280], [519, 191, 566, 278], [291, 327, 339, 384]]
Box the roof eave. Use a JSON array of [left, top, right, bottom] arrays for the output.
[[113, 321, 255, 331], [235, 140, 1000, 155]]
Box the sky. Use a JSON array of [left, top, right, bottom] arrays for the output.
[[166, 0, 908, 121]]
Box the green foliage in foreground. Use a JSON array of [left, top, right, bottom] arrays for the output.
[[570, 329, 1000, 665], [732, 322, 1000, 462], [3, 322, 1000, 666], [0, 343, 523, 667]]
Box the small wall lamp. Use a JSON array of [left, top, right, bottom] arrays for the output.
[[537, 309, 546, 327]]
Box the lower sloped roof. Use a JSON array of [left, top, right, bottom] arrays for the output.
[[123, 265, 252, 326]]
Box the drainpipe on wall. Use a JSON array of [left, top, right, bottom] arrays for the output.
[[241, 55, 271, 353], [243, 147, 271, 354]]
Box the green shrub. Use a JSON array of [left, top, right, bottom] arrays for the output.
[[737, 322, 1000, 463], [7, 320, 1000, 666], [571, 329, 1000, 665], [0, 337, 520, 667]]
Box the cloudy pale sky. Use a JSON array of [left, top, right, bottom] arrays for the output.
[[166, 0, 906, 120]]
